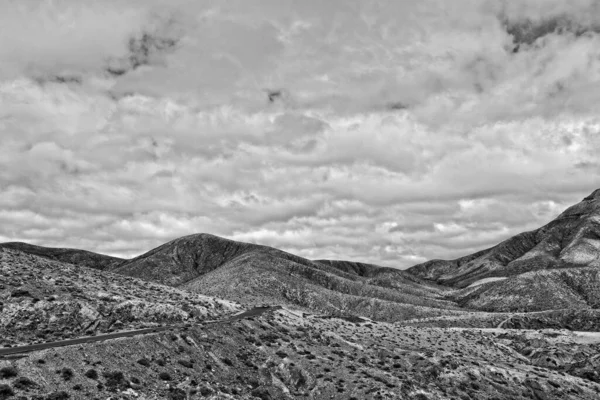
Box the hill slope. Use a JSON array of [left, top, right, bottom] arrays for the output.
[[112, 234, 460, 321], [0, 242, 125, 271], [0, 247, 240, 347], [408, 189, 600, 288]]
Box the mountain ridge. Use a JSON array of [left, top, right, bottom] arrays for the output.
[[408, 189, 600, 288], [0, 241, 125, 270]]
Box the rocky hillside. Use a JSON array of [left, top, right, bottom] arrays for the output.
[[0, 247, 240, 347], [111, 234, 260, 286], [111, 234, 461, 322], [0, 242, 125, 271], [408, 189, 600, 288], [1, 307, 598, 400], [452, 267, 600, 312]]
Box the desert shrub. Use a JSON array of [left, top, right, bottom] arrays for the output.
[[59, 368, 73, 381], [0, 367, 18, 378], [168, 388, 186, 400], [84, 369, 98, 380], [0, 384, 14, 400], [222, 358, 233, 366], [155, 359, 166, 366], [137, 358, 151, 367], [199, 386, 213, 396], [158, 372, 171, 381], [130, 377, 141, 385], [251, 387, 272, 400], [12, 376, 36, 390], [10, 289, 31, 298], [45, 391, 70, 400], [72, 384, 82, 391], [103, 371, 128, 392], [177, 360, 193, 368]]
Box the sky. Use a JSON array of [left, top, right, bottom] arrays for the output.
[[1, 0, 600, 268]]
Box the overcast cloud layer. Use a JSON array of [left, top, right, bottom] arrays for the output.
[[1, 0, 600, 268]]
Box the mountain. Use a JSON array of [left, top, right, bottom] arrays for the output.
[[0, 241, 125, 270], [111, 233, 460, 321], [408, 189, 600, 288], [111, 233, 260, 286]]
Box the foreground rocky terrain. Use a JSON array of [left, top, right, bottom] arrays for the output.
[[0, 248, 240, 347], [1, 307, 599, 400]]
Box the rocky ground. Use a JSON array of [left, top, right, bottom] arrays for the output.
[[0, 248, 240, 347], [0, 307, 599, 399], [403, 307, 600, 331]]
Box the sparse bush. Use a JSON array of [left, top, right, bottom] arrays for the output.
[[45, 391, 70, 400], [103, 371, 128, 392], [155, 359, 166, 366], [222, 358, 233, 366], [0, 384, 14, 400], [167, 388, 186, 400], [177, 360, 193, 368], [199, 386, 213, 396], [0, 367, 18, 379], [158, 372, 171, 381], [137, 358, 151, 367], [251, 387, 272, 400], [12, 376, 36, 390], [59, 368, 73, 381], [84, 369, 98, 380], [10, 289, 31, 298]]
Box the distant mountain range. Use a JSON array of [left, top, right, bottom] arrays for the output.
[[3, 188, 600, 320], [1, 234, 458, 322]]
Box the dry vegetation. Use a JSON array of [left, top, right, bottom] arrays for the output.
[[0, 308, 599, 399], [0, 248, 240, 347]]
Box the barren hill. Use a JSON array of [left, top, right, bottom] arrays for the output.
[[408, 189, 600, 288], [111, 234, 460, 321], [0, 242, 125, 271], [0, 247, 240, 348]]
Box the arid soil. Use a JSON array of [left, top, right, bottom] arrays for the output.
[[1, 308, 599, 399], [0, 248, 240, 348]]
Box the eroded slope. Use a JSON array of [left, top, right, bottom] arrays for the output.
[[0, 248, 240, 347], [408, 189, 600, 288], [112, 234, 458, 322]]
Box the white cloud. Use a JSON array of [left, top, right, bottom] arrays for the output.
[[0, 0, 599, 268]]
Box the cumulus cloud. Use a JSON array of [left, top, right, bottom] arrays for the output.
[[0, 0, 599, 268]]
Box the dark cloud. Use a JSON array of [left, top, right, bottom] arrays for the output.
[[503, 15, 600, 52]]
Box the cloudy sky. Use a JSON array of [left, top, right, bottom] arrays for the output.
[[1, 0, 600, 268]]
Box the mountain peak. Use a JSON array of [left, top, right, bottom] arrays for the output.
[[583, 188, 600, 201]]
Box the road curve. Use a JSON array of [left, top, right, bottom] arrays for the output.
[[0, 306, 281, 357]]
